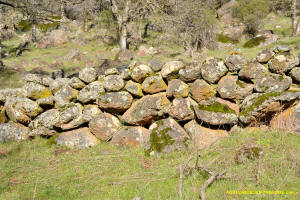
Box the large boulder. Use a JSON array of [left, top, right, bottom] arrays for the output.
[[111, 126, 150, 147], [55, 128, 99, 149], [125, 80, 144, 97], [168, 98, 195, 121], [54, 85, 78, 107], [23, 82, 52, 100], [178, 64, 201, 82], [194, 99, 238, 125], [217, 75, 254, 101], [268, 53, 299, 74], [89, 113, 121, 141], [239, 61, 268, 81], [103, 75, 124, 91], [37, 30, 69, 48], [0, 122, 29, 143], [122, 93, 171, 126], [0, 88, 26, 104], [161, 61, 184, 80], [254, 73, 292, 93], [5, 97, 43, 125], [79, 67, 98, 83], [184, 120, 228, 149], [239, 92, 300, 124], [289, 67, 300, 83], [142, 75, 167, 94], [190, 79, 215, 102], [201, 58, 228, 84], [270, 102, 300, 134], [145, 118, 190, 155], [55, 103, 85, 130], [98, 91, 133, 113], [166, 79, 189, 98], [131, 64, 153, 83], [256, 49, 274, 63], [29, 109, 60, 136], [78, 81, 105, 104], [224, 54, 247, 72]]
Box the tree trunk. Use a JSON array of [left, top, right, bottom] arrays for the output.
[[32, 22, 37, 43], [60, 0, 67, 21], [292, 0, 298, 36], [119, 24, 127, 50], [83, 9, 88, 32]]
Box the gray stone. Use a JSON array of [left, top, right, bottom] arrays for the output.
[[54, 85, 78, 107], [103, 75, 124, 91], [166, 79, 189, 98], [239, 61, 268, 80], [0, 122, 29, 143], [69, 77, 86, 89], [23, 82, 52, 100], [289, 67, 300, 83], [0, 88, 26, 104], [142, 75, 167, 94], [161, 61, 184, 80], [55, 103, 85, 130], [201, 57, 228, 83], [224, 54, 247, 72], [79, 67, 98, 83], [111, 126, 150, 147], [78, 81, 105, 104], [98, 91, 133, 113], [268, 53, 299, 74], [256, 49, 274, 63], [190, 79, 215, 102], [131, 64, 153, 83], [254, 73, 292, 93], [178, 64, 201, 82], [125, 80, 144, 97], [168, 98, 195, 121], [83, 104, 102, 122]]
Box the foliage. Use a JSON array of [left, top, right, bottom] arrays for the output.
[[269, 0, 292, 17], [243, 36, 267, 48], [233, 0, 270, 35], [217, 34, 239, 44]]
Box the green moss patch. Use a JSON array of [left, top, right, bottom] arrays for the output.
[[198, 102, 236, 114], [217, 34, 239, 44], [18, 20, 32, 32], [243, 36, 266, 48]]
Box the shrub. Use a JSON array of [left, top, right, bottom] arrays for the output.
[[217, 34, 239, 44], [243, 36, 266, 48]]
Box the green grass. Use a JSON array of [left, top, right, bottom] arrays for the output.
[[0, 129, 299, 200]]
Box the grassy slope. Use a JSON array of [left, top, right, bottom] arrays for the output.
[[0, 129, 299, 200]]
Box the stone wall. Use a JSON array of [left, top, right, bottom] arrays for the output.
[[1, 45, 300, 154]]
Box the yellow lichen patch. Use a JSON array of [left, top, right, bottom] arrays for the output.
[[31, 88, 52, 100], [0, 106, 7, 123]]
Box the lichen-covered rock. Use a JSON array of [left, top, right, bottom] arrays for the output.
[[239, 92, 300, 124], [41, 76, 53, 87], [36, 96, 55, 109], [103, 75, 124, 91], [161, 61, 184, 80], [145, 118, 190, 155], [0, 122, 29, 143], [224, 54, 247, 72], [23, 73, 43, 85], [125, 80, 143, 97], [178, 64, 201, 82], [79, 67, 98, 83], [29, 109, 60, 136], [78, 81, 105, 104], [131, 64, 153, 83], [122, 93, 171, 126], [273, 45, 290, 53], [49, 78, 70, 94], [270, 102, 300, 133], [54, 85, 78, 107], [69, 77, 86, 89], [111, 126, 150, 147], [166, 79, 189, 98], [289, 67, 300, 83], [268, 53, 299, 74], [55, 127, 99, 149], [254, 73, 292, 93], [89, 113, 121, 141], [119, 68, 131, 80], [194, 99, 238, 125], [256, 49, 274, 63], [217, 75, 254, 101], [216, 98, 240, 115], [5, 97, 43, 125], [23, 82, 52, 100], [98, 91, 133, 113], [0, 88, 26, 104], [184, 120, 228, 149], [83, 104, 102, 122], [190, 79, 215, 102], [142, 75, 167, 94], [201, 57, 228, 83], [168, 98, 195, 121], [0, 105, 7, 123], [55, 103, 86, 130], [238, 61, 268, 80], [149, 58, 164, 72], [105, 68, 119, 75]]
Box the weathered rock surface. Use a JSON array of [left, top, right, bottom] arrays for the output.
[[55, 103, 85, 130], [256, 49, 274, 63], [289, 67, 300, 83], [178, 64, 201, 82], [190, 79, 215, 102], [98, 91, 133, 113], [82, 105, 102, 122], [5, 97, 43, 125], [0, 122, 29, 143], [36, 96, 55, 108], [166, 79, 189, 98], [125, 80, 143, 97], [238, 62, 268, 80], [194, 99, 238, 125], [0, 105, 7, 123], [225, 54, 247, 72], [131, 64, 153, 83], [142, 75, 167, 94], [23, 82, 52, 100], [201, 58, 228, 83], [111, 126, 150, 147], [79, 67, 98, 83], [217, 75, 254, 101], [168, 98, 195, 121], [161, 61, 184, 80], [78, 81, 105, 104], [184, 120, 228, 149], [54, 85, 78, 107], [122, 93, 170, 126], [69, 77, 86, 89], [0, 88, 26, 104], [254, 73, 292, 93], [149, 58, 164, 72], [89, 113, 121, 141], [55, 127, 99, 148], [103, 75, 124, 91], [145, 118, 189, 155], [49, 78, 70, 94], [268, 53, 299, 74]]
